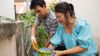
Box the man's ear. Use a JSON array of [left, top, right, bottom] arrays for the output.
[[43, 4, 46, 8]]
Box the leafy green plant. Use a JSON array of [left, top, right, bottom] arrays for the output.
[[19, 11, 35, 27], [36, 25, 48, 48]]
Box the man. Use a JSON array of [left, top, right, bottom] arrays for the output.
[[30, 0, 58, 48]]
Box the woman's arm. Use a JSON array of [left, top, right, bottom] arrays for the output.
[[54, 46, 87, 56]]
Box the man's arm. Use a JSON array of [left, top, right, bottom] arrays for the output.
[[31, 24, 39, 45], [31, 15, 41, 36], [48, 43, 54, 49], [46, 19, 58, 48], [45, 32, 54, 48], [31, 16, 41, 45], [31, 24, 38, 36]]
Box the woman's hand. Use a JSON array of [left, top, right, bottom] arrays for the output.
[[54, 46, 87, 56], [54, 51, 63, 56]]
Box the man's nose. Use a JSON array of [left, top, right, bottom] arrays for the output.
[[57, 19, 60, 22], [36, 13, 39, 15]]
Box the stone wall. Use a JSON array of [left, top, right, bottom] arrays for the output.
[[0, 22, 25, 56]]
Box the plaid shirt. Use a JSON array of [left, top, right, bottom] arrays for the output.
[[34, 11, 58, 35]]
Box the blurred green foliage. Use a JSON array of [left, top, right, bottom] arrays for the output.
[[48, 0, 57, 11], [19, 10, 48, 48]]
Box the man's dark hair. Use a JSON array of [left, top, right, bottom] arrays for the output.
[[30, 0, 46, 9]]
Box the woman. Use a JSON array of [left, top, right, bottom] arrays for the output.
[[49, 2, 98, 56]]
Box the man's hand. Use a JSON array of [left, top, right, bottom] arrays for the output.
[[31, 36, 37, 46], [31, 36, 40, 51]]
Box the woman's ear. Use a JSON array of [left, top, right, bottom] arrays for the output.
[[66, 11, 70, 16]]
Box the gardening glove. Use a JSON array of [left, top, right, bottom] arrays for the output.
[[31, 36, 40, 51], [31, 36, 37, 46]]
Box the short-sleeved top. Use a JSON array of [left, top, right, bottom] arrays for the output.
[[50, 18, 98, 56], [34, 11, 58, 34]]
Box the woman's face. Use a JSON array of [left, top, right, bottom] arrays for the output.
[[55, 12, 66, 24]]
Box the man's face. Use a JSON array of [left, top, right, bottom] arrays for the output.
[[34, 5, 46, 17]]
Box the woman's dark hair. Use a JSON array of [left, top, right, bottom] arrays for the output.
[[30, 0, 46, 9], [55, 2, 75, 17], [55, 2, 75, 26]]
